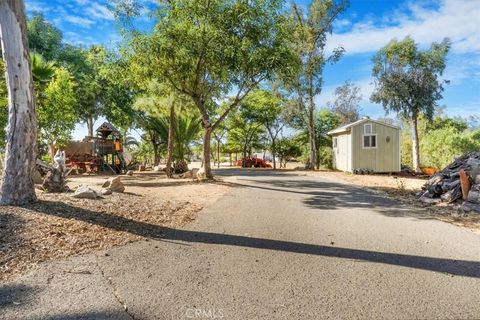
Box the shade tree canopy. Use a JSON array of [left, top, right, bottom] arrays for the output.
[[125, 0, 297, 179], [371, 36, 450, 172]]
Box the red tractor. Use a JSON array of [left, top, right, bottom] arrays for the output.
[[234, 157, 272, 168]]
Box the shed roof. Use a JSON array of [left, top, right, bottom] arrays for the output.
[[327, 118, 400, 135]]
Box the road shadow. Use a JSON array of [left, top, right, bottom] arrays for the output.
[[26, 201, 480, 278], [0, 284, 39, 310]]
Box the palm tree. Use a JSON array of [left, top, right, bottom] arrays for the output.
[[30, 52, 55, 83]]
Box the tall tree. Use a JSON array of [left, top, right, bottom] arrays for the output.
[[38, 67, 77, 156], [0, 0, 38, 205], [328, 80, 362, 125], [241, 89, 285, 169], [371, 36, 450, 173], [27, 13, 62, 61], [290, 0, 347, 170], [227, 108, 265, 159], [127, 0, 296, 179]]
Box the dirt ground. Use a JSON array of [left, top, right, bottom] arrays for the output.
[[308, 170, 480, 233], [0, 171, 230, 282]]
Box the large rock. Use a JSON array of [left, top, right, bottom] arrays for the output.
[[100, 188, 112, 196], [102, 176, 125, 193], [467, 190, 480, 204], [462, 201, 480, 213], [71, 185, 98, 199]]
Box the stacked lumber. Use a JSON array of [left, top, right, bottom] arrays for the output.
[[419, 152, 480, 212]]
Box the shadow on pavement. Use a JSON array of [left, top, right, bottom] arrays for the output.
[[27, 201, 480, 279]]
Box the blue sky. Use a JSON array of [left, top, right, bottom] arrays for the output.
[[25, 0, 480, 139]]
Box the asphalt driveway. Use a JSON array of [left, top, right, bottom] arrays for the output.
[[1, 169, 480, 319]]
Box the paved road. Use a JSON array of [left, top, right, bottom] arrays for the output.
[[2, 169, 480, 319]]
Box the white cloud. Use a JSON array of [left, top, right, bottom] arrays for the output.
[[327, 0, 480, 55], [85, 3, 114, 21], [25, 0, 49, 13], [64, 15, 94, 28]]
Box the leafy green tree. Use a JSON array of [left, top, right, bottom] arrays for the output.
[[328, 80, 362, 125], [126, 0, 296, 179], [38, 67, 77, 155], [240, 89, 285, 169], [27, 13, 62, 61], [276, 137, 303, 168], [134, 80, 194, 177], [314, 109, 340, 168], [227, 107, 265, 159], [371, 36, 450, 172], [74, 46, 107, 137], [289, 0, 347, 169]]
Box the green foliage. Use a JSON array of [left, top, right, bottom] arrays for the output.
[[38, 67, 77, 148], [227, 105, 266, 157], [315, 109, 340, 168], [421, 126, 480, 168], [27, 13, 62, 61], [371, 36, 451, 121], [401, 115, 480, 169], [287, 0, 347, 168], [276, 137, 302, 167]]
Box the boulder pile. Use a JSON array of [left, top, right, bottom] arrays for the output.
[[419, 152, 480, 212]]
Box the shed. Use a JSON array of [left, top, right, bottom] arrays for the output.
[[327, 117, 401, 173]]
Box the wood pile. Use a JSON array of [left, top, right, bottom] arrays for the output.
[[420, 152, 480, 212]]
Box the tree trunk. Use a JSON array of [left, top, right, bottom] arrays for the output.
[[271, 138, 277, 170], [0, 0, 38, 205], [165, 102, 175, 178], [306, 96, 316, 170], [197, 127, 213, 180], [86, 117, 94, 137], [152, 142, 159, 166], [217, 140, 220, 168], [412, 115, 421, 173]]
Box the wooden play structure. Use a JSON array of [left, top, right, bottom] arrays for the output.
[[65, 122, 128, 174]]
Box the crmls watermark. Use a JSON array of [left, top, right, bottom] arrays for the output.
[[185, 308, 224, 319]]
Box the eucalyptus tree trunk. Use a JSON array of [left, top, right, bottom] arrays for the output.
[[86, 117, 94, 137], [216, 140, 220, 168], [306, 95, 316, 170], [412, 115, 421, 173], [0, 0, 38, 205], [165, 102, 175, 178]]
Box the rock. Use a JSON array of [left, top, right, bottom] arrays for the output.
[[71, 185, 98, 199], [126, 170, 133, 176], [138, 165, 146, 172], [33, 169, 43, 184], [191, 168, 199, 179], [462, 201, 480, 213], [153, 166, 162, 172], [183, 171, 193, 179], [100, 188, 112, 196], [419, 195, 441, 204], [196, 167, 207, 180], [467, 190, 480, 204], [475, 175, 480, 185], [102, 176, 125, 193]]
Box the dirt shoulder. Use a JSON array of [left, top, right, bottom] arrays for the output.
[[0, 172, 230, 282], [307, 170, 480, 233]]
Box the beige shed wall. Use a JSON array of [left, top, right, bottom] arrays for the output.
[[351, 122, 400, 172], [332, 132, 351, 172]]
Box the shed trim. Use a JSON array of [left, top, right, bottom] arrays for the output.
[[328, 118, 400, 135]]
